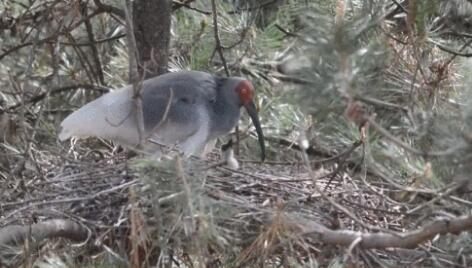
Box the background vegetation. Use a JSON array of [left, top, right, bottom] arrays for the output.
[[2, 0, 472, 267]]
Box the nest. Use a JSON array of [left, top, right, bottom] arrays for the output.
[[0, 140, 470, 267]]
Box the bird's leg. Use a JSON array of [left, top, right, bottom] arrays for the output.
[[221, 139, 239, 169], [67, 138, 78, 159]]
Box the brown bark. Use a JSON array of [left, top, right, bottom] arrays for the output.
[[299, 213, 472, 249], [0, 219, 88, 267], [132, 0, 172, 78], [0, 219, 87, 247]]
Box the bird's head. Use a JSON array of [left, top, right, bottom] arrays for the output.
[[225, 78, 266, 161], [235, 80, 255, 106]]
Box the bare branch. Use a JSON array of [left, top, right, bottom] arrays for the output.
[[210, 0, 230, 77], [0, 219, 87, 247], [93, 0, 125, 18], [366, 117, 464, 157], [123, 0, 145, 144], [299, 213, 472, 249], [81, 1, 105, 85], [0, 8, 113, 62], [7, 84, 108, 110], [173, 0, 211, 14], [147, 88, 174, 140]]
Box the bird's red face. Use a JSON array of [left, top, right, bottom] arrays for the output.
[[234, 79, 265, 161], [235, 80, 255, 105]]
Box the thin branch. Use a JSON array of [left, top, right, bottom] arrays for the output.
[[7, 84, 108, 110], [147, 88, 174, 140], [406, 182, 464, 215], [57, 33, 126, 46], [227, 0, 278, 15], [0, 33, 125, 61], [274, 24, 298, 37], [269, 73, 316, 85], [81, 0, 105, 85], [300, 140, 393, 234], [0, 0, 56, 31], [172, 0, 279, 16], [354, 96, 408, 112], [324, 140, 363, 190], [367, 117, 464, 157], [123, 0, 145, 144], [65, 33, 99, 83], [2, 180, 138, 223], [173, 0, 211, 14], [0, 9, 110, 61], [431, 39, 472, 58], [0, 42, 33, 61], [264, 136, 333, 158], [172, 0, 198, 11], [210, 0, 230, 77], [444, 31, 472, 39], [221, 27, 250, 50], [390, 0, 407, 13], [93, 0, 125, 18]]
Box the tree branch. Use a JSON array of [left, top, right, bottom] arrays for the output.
[[81, 1, 105, 85], [0, 219, 88, 266], [172, 0, 211, 14], [299, 213, 472, 249], [93, 0, 125, 18], [0, 8, 111, 61], [7, 84, 109, 111], [210, 0, 230, 77], [123, 0, 145, 143], [0, 219, 87, 247]]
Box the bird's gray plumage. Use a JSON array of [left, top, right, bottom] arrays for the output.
[[209, 78, 243, 138], [141, 71, 217, 132], [59, 70, 263, 159]]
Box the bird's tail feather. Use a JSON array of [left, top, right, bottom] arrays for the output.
[[58, 87, 140, 146]]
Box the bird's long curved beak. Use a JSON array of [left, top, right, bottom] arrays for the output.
[[244, 101, 266, 161]]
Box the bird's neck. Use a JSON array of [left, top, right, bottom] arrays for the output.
[[209, 101, 240, 139]]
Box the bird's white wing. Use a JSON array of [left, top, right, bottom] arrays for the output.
[[59, 86, 141, 147]]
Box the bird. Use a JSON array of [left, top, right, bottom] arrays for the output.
[[58, 70, 265, 160]]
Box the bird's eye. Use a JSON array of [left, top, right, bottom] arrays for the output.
[[179, 97, 191, 104], [240, 87, 248, 96]]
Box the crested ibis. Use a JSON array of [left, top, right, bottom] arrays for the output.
[[58, 71, 266, 160]]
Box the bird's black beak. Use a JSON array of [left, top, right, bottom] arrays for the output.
[[244, 101, 266, 161]]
